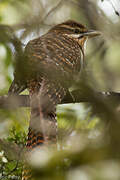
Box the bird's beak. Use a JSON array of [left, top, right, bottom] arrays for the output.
[[83, 30, 101, 38]]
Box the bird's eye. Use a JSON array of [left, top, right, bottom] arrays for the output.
[[74, 29, 80, 33]]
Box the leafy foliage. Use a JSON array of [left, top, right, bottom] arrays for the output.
[[0, 127, 27, 179], [0, 0, 120, 179]]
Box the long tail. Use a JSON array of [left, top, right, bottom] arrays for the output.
[[22, 128, 45, 180], [22, 78, 66, 180], [26, 128, 44, 149]]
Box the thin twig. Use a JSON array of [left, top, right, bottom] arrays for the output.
[[108, 0, 120, 16], [41, 0, 64, 23], [20, 0, 64, 39]]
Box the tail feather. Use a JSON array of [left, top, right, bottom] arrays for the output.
[[26, 128, 44, 149], [22, 78, 66, 180], [22, 128, 45, 180]]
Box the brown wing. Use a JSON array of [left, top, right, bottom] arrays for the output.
[[24, 32, 82, 84]]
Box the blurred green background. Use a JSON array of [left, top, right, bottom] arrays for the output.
[[0, 0, 120, 179]]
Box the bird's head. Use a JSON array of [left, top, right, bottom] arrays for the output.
[[49, 20, 101, 50]]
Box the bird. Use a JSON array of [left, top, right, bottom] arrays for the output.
[[9, 20, 100, 180]]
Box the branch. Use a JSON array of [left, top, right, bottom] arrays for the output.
[[0, 91, 120, 109]]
